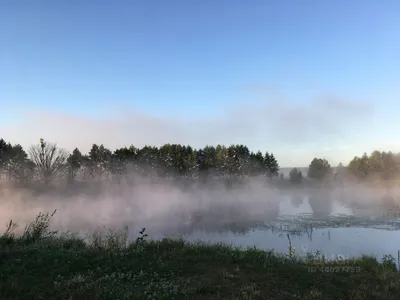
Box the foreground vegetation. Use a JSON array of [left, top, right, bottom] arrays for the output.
[[1, 212, 400, 299]]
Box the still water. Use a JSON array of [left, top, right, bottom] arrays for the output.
[[140, 195, 400, 262]]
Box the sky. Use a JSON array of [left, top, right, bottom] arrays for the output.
[[1, 0, 400, 167]]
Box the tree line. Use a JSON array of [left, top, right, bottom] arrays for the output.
[[2, 137, 399, 188], [0, 138, 279, 186], [289, 151, 400, 184]]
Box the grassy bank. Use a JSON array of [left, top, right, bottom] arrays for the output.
[[1, 212, 400, 299]]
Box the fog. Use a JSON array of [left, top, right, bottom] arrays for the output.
[[1, 172, 399, 242], [3, 92, 394, 241], [0, 176, 277, 235]]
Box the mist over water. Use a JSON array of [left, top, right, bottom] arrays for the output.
[[2, 174, 400, 261]]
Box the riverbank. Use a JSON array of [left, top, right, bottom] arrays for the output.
[[1, 213, 400, 299]]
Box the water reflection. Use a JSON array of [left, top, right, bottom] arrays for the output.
[[139, 193, 400, 263], [290, 195, 304, 208], [348, 192, 400, 216], [308, 189, 333, 218], [149, 212, 400, 262], [154, 191, 400, 238]]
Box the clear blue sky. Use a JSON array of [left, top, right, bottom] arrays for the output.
[[2, 0, 400, 166]]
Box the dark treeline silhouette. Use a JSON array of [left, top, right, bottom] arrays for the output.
[[1, 137, 400, 190], [0, 138, 280, 187]]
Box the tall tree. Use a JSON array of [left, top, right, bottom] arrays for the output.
[[88, 144, 112, 180], [1, 142, 35, 185], [307, 158, 331, 180], [381, 151, 398, 181], [113, 145, 139, 180], [264, 152, 279, 178], [248, 151, 265, 176], [0, 138, 12, 178], [66, 147, 83, 183], [29, 139, 68, 185]]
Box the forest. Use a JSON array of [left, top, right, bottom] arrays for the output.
[[0, 137, 400, 188]]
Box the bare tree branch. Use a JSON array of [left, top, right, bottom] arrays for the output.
[[29, 138, 68, 185]]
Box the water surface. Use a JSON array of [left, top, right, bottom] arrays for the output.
[[139, 194, 400, 262]]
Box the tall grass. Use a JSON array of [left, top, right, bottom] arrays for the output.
[[1, 211, 400, 299], [0, 210, 58, 247]]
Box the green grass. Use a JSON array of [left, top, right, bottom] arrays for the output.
[[1, 212, 400, 299]]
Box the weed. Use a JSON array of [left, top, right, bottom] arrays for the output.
[[0, 220, 18, 247], [286, 233, 296, 258], [21, 209, 58, 244], [382, 254, 397, 271], [1, 212, 400, 299], [136, 227, 149, 242], [87, 225, 129, 252]]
